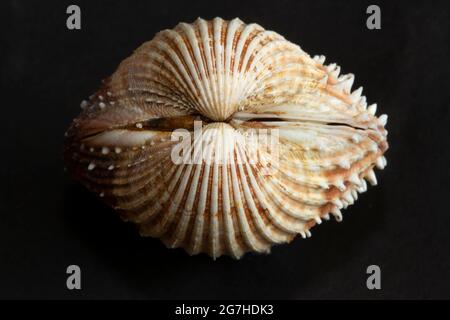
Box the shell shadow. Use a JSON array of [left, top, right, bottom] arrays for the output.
[[63, 178, 387, 299]]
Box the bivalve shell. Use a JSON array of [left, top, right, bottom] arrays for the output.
[[64, 17, 388, 259]]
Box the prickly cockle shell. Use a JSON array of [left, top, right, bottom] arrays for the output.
[[64, 17, 388, 259]]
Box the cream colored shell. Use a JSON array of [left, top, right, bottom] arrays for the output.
[[64, 17, 389, 259]]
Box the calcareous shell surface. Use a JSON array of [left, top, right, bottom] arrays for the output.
[[64, 17, 389, 259]]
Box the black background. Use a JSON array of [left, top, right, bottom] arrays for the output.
[[1, 0, 449, 299]]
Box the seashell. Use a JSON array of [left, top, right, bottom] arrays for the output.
[[64, 17, 389, 259]]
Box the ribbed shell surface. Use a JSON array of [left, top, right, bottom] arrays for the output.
[[64, 17, 389, 259]]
